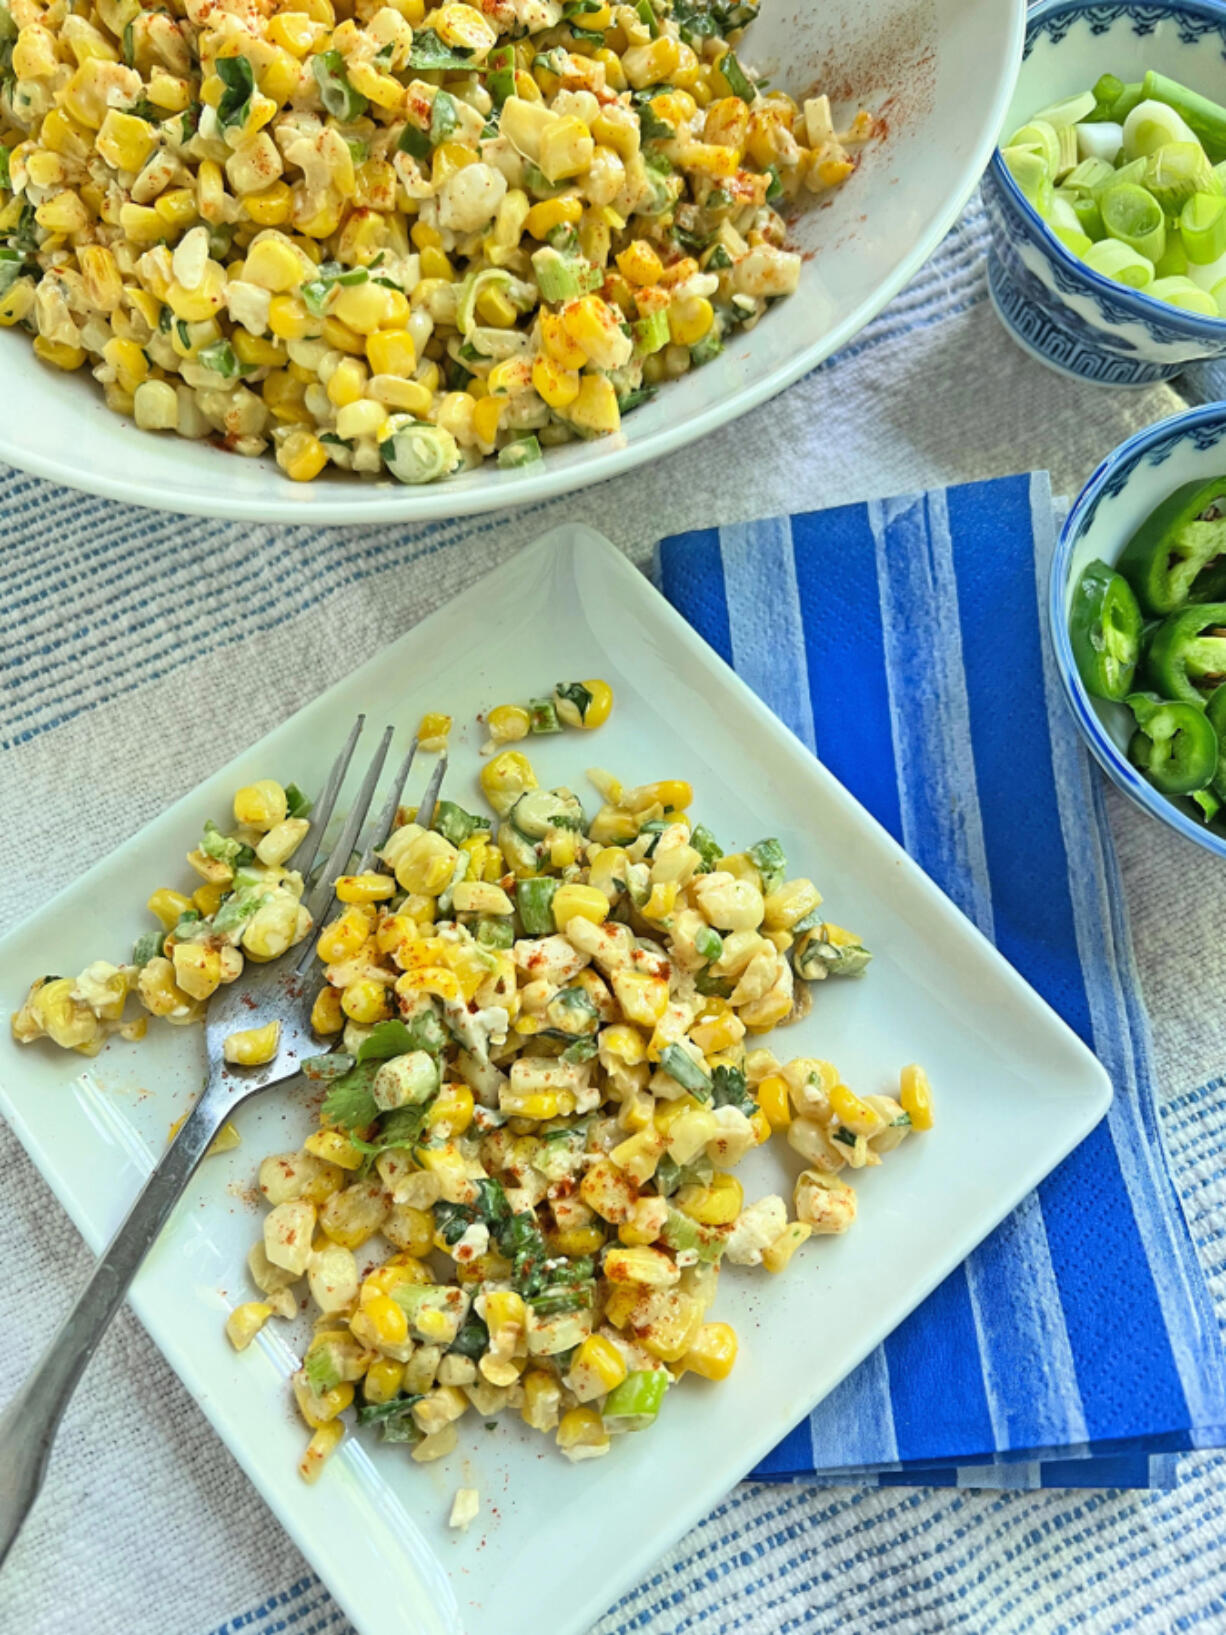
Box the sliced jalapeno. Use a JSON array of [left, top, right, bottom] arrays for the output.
[[1206, 682, 1226, 800], [1125, 691, 1219, 794], [1145, 601, 1226, 703], [1069, 559, 1142, 700], [1117, 476, 1226, 616]]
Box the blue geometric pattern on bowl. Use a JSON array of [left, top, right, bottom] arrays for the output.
[[986, 0, 1226, 387], [1025, 2, 1226, 54], [1051, 402, 1226, 861]]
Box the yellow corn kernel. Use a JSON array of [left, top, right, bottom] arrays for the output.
[[641, 881, 677, 922], [420, 244, 456, 282], [96, 108, 156, 174], [0, 278, 35, 328], [233, 779, 287, 830], [681, 1321, 738, 1381], [152, 188, 198, 232], [676, 1171, 743, 1226], [425, 1082, 474, 1137], [310, 984, 346, 1035], [568, 373, 620, 435], [294, 1375, 354, 1428], [763, 1221, 812, 1273], [224, 1020, 281, 1066], [668, 296, 715, 348], [757, 1072, 791, 1129], [244, 181, 294, 226], [299, 1420, 345, 1483], [472, 393, 504, 446], [573, 1332, 627, 1393], [362, 1290, 409, 1348], [539, 116, 595, 183], [147, 887, 192, 930], [33, 337, 87, 371], [556, 1405, 610, 1461], [689, 1009, 744, 1055], [304, 1127, 365, 1170], [828, 1082, 885, 1139], [322, 316, 366, 355], [612, 971, 669, 1028], [362, 1356, 405, 1405], [486, 704, 530, 745], [39, 109, 93, 162], [341, 978, 391, 1026], [524, 194, 584, 240], [335, 872, 396, 906], [245, 236, 306, 294], [319, 910, 376, 966], [616, 235, 668, 288], [749, 1107, 772, 1145], [551, 882, 609, 932], [899, 1064, 934, 1131], [102, 336, 148, 394], [278, 429, 330, 482], [189, 881, 225, 919], [267, 296, 316, 343], [531, 354, 581, 409], [538, 309, 586, 371], [480, 750, 538, 817], [366, 327, 417, 377], [226, 1301, 273, 1351], [331, 279, 407, 335]]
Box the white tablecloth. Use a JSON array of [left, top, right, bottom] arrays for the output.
[[4, 198, 1226, 1635]]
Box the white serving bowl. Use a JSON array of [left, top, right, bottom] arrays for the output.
[[1052, 402, 1226, 859], [0, 0, 1023, 524]]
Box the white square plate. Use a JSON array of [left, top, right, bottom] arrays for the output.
[[0, 526, 1110, 1635]]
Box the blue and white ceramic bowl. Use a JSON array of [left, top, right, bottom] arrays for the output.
[[1053, 403, 1226, 857], [984, 0, 1226, 387]]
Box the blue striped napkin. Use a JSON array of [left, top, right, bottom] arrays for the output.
[[656, 474, 1226, 1492]]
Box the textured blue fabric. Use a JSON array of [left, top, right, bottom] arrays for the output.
[[656, 475, 1226, 1492]]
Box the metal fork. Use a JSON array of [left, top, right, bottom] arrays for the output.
[[0, 716, 447, 1570]]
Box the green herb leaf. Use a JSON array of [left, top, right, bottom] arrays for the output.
[[407, 28, 474, 71], [720, 48, 755, 104], [397, 121, 431, 161], [216, 55, 255, 131], [320, 1064, 380, 1132], [639, 103, 676, 142], [284, 782, 312, 820]]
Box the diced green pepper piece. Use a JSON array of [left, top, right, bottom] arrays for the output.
[[517, 876, 559, 935], [603, 1369, 668, 1430]]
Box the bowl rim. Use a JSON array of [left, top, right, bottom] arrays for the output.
[[1050, 399, 1226, 860], [988, 0, 1226, 339], [0, 0, 1028, 526]]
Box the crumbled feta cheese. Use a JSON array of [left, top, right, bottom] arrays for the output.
[[725, 1196, 788, 1267]]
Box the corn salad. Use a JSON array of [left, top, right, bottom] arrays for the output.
[[10, 734, 932, 1484], [0, 0, 872, 484], [243, 748, 925, 1478]]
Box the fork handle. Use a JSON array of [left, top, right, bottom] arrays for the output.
[[0, 1081, 228, 1570]]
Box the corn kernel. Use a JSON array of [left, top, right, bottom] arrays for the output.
[[899, 1064, 934, 1131], [681, 1322, 738, 1381], [757, 1073, 791, 1129], [298, 1420, 345, 1483], [277, 428, 329, 482], [226, 1301, 272, 1351], [762, 1221, 812, 1273], [224, 1020, 281, 1066]]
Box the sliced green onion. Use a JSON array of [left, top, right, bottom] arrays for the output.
[[1074, 121, 1123, 165], [1188, 248, 1226, 291], [1148, 275, 1220, 316], [1067, 156, 1116, 193], [1053, 226, 1093, 258], [1055, 124, 1078, 180], [1083, 237, 1155, 289], [1181, 191, 1226, 264], [1144, 141, 1220, 215], [1007, 119, 1061, 173], [1094, 156, 1148, 196], [1123, 99, 1198, 161], [1155, 236, 1191, 279], [1034, 91, 1097, 130], [1049, 191, 1083, 236], [1141, 70, 1226, 164], [1212, 276, 1226, 316], [1091, 73, 1126, 119], [1002, 146, 1055, 219], [1064, 188, 1104, 240], [380, 422, 459, 484], [1101, 182, 1166, 262]]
